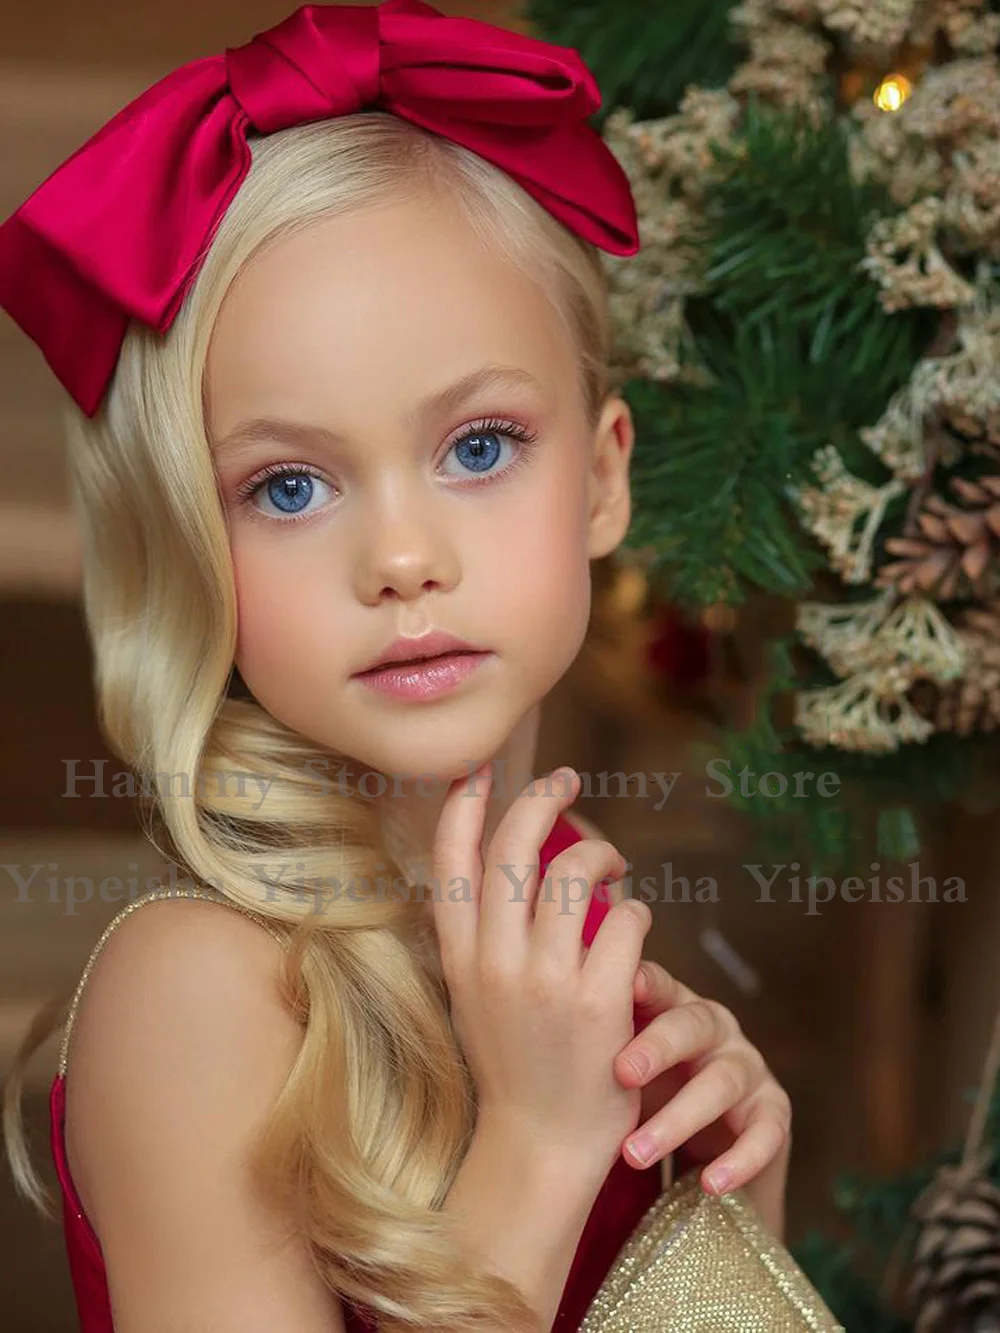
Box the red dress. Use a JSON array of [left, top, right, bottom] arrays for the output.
[[50, 811, 662, 1331]]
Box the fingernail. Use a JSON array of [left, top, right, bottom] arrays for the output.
[[627, 1050, 651, 1079], [706, 1166, 734, 1194], [627, 1132, 656, 1165]]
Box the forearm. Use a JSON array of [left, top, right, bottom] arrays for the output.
[[440, 1115, 606, 1332]]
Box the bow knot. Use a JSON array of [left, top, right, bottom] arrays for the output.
[[226, 5, 382, 133], [0, 0, 639, 417]]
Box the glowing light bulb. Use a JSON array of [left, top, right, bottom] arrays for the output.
[[873, 73, 912, 112], [701, 602, 737, 632], [611, 563, 647, 614]]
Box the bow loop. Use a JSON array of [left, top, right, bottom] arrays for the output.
[[375, 3, 601, 129], [226, 5, 381, 132]]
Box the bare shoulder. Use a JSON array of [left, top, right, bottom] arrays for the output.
[[65, 896, 346, 1331]]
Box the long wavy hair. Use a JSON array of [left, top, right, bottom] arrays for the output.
[[2, 111, 612, 1331]]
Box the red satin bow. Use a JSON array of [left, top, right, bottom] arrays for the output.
[[0, 0, 639, 417]]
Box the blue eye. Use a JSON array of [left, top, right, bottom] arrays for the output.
[[267, 473, 313, 513], [441, 418, 538, 481], [452, 431, 503, 473], [242, 467, 333, 520]]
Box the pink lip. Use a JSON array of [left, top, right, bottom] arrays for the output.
[[353, 650, 492, 701], [354, 628, 487, 674]]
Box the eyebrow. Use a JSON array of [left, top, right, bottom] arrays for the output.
[[212, 363, 546, 456]]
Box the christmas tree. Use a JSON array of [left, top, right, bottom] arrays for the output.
[[528, 0, 1000, 873]]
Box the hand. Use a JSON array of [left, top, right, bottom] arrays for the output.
[[614, 961, 792, 1237], [431, 763, 654, 1182]]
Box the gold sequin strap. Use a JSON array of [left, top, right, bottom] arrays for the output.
[[57, 885, 289, 1078]]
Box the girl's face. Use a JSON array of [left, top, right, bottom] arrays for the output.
[[204, 189, 633, 783]]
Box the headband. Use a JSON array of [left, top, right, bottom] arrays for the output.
[[0, 0, 639, 417]]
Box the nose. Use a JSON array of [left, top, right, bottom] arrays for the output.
[[352, 488, 461, 605]]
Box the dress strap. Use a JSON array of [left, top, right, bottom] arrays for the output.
[[57, 885, 289, 1078]]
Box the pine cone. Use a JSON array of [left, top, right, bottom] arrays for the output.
[[908, 1163, 1000, 1332], [947, 405, 1000, 459], [961, 600, 1000, 639], [927, 601, 1000, 734], [877, 475, 1000, 600]]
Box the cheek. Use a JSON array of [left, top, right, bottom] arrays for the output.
[[474, 466, 592, 653], [230, 532, 341, 685]]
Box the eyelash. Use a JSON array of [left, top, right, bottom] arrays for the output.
[[232, 417, 540, 520]]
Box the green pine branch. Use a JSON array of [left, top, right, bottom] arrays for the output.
[[698, 102, 933, 419], [619, 307, 862, 610], [522, 0, 741, 122], [618, 103, 933, 610]]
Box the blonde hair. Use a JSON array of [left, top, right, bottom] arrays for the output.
[[2, 111, 612, 1330]]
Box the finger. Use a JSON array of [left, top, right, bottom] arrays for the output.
[[633, 958, 701, 1011], [581, 896, 652, 1000], [615, 998, 741, 1086], [699, 1096, 792, 1195], [430, 762, 492, 975], [478, 766, 581, 965], [622, 1052, 757, 1168], [531, 840, 628, 972]]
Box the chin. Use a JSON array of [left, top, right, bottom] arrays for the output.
[[339, 726, 510, 790], [326, 693, 526, 787]]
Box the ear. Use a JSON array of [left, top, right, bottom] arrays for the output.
[[586, 393, 635, 559]]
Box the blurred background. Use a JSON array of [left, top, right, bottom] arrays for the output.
[[3, 1, 1000, 1330]]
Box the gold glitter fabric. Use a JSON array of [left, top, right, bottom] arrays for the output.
[[579, 1169, 845, 1332]]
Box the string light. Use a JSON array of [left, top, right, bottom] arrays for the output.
[[701, 602, 738, 632], [873, 73, 913, 113], [610, 561, 647, 614]]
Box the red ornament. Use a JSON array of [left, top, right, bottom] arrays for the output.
[[645, 604, 712, 688]]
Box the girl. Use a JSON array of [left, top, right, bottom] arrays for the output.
[[0, 4, 792, 1330]]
